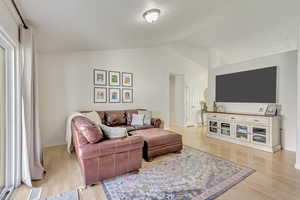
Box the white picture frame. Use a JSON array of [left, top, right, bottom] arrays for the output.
[[94, 87, 107, 103], [109, 71, 120, 86], [94, 69, 107, 86], [122, 88, 133, 103]]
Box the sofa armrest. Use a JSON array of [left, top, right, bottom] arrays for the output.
[[151, 118, 161, 128], [77, 136, 144, 159]]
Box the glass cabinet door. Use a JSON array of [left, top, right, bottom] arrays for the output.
[[208, 120, 218, 134], [236, 125, 249, 141], [252, 127, 268, 145], [220, 122, 231, 137]]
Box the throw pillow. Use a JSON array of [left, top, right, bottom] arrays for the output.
[[131, 114, 145, 126], [100, 124, 128, 139], [83, 111, 102, 125], [73, 116, 103, 143], [138, 110, 152, 125]]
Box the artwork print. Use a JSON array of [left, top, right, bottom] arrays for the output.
[[122, 88, 133, 103], [109, 71, 120, 86], [94, 69, 107, 86], [94, 87, 107, 103], [122, 72, 133, 87], [109, 88, 121, 103]]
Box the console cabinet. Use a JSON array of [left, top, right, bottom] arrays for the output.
[[206, 112, 281, 152]]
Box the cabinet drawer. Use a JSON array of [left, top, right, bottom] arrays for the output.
[[245, 117, 269, 125]]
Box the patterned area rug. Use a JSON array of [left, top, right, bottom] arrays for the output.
[[102, 146, 255, 200]]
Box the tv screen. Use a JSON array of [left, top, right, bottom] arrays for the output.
[[216, 66, 277, 103]]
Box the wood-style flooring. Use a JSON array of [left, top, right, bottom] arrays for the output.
[[11, 126, 300, 200]]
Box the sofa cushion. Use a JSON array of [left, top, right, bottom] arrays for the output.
[[73, 116, 103, 144], [77, 136, 144, 159], [131, 114, 145, 126], [138, 110, 152, 125], [130, 128, 182, 148], [100, 124, 128, 139], [105, 111, 126, 126], [116, 125, 136, 132], [82, 111, 102, 125], [132, 125, 155, 131], [125, 110, 138, 125]]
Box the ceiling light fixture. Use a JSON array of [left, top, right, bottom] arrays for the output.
[[143, 8, 161, 23]]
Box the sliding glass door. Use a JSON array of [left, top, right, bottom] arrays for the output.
[[0, 45, 5, 191]]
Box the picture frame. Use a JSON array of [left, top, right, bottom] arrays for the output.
[[109, 71, 120, 86], [94, 87, 107, 103], [265, 104, 277, 116], [109, 88, 121, 103], [93, 69, 107, 86], [122, 88, 133, 103], [257, 104, 268, 115], [122, 72, 133, 87]]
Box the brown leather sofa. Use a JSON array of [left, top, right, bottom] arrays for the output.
[[81, 109, 161, 131], [72, 109, 161, 185]]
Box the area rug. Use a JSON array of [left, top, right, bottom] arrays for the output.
[[102, 146, 255, 200]]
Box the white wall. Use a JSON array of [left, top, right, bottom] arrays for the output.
[[0, 0, 18, 44], [208, 50, 297, 152], [38, 47, 208, 147]]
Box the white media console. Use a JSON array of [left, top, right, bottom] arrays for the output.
[[206, 111, 281, 152]]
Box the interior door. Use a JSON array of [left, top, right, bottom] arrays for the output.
[[0, 46, 5, 191]]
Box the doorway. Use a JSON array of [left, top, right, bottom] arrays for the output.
[[169, 74, 185, 127]]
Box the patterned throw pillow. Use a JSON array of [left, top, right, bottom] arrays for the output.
[[100, 124, 128, 139], [131, 114, 145, 126], [138, 110, 152, 125]]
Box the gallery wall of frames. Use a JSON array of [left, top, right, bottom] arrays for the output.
[[93, 69, 133, 103]]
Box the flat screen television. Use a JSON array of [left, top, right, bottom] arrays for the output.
[[216, 66, 277, 103]]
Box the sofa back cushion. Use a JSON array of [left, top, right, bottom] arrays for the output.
[[105, 111, 126, 126], [73, 116, 103, 144]]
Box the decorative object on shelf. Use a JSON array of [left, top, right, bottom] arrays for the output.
[[265, 104, 277, 116], [109, 88, 121, 103], [257, 104, 268, 115], [213, 101, 217, 112], [93, 69, 107, 86], [216, 104, 225, 112], [200, 101, 207, 112], [109, 71, 120, 86], [122, 88, 133, 103], [122, 72, 133, 87], [94, 87, 107, 103]]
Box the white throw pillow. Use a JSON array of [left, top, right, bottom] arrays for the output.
[[100, 124, 128, 139], [131, 114, 145, 126], [83, 111, 102, 125], [138, 110, 152, 125]]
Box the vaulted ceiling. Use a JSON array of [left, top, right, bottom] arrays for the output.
[[18, 0, 300, 61]]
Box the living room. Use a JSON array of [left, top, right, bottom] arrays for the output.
[[1, 0, 300, 200]]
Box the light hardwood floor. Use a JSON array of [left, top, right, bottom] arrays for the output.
[[11, 126, 300, 200]]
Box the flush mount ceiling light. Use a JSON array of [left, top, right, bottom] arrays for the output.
[[143, 8, 161, 23]]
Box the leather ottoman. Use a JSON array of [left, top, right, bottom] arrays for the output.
[[130, 128, 183, 161]]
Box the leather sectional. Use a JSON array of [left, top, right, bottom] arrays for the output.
[[72, 109, 182, 186]]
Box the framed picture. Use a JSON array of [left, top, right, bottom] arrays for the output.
[[265, 104, 277, 116], [109, 88, 121, 103], [109, 71, 120, 86], [122, 88, 133, 103], [94, 87, 107, 103], [94, 69, 107, 86], [257, 104, 268, 115], [122, 72, 133, 87]]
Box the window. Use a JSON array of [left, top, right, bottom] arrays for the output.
[[0, 45, 4, 192]]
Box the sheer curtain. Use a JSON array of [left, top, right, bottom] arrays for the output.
[[20, 26, 44, 185]]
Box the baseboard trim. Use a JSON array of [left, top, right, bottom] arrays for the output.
[[295, 163, 300, 170]]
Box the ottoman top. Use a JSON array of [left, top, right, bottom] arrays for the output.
[[130, 128, 182, 147]]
